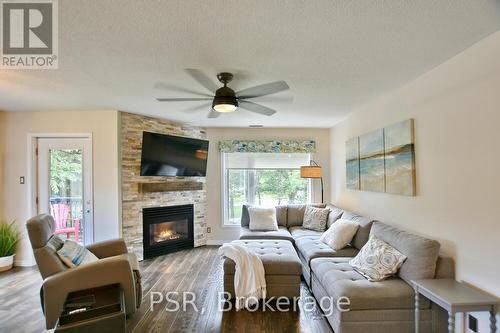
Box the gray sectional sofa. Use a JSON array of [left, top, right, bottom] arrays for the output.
[[239, 203, 453, 333]]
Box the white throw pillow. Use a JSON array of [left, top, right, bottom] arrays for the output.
[[302, 205, 330, 231], [248, 207, 278, 231], [57, 240, 99, 268], [320, 219, 359, 250], [349, 236, 407, 282]]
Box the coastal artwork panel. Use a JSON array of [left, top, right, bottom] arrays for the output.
[[384, 119, 415, 196], [346, 137, 360, 190], [359, 128, 385, 192]]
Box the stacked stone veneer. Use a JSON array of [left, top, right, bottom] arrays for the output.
[[120, 112, 207, 259]]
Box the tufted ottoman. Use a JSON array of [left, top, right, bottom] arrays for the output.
[[223, 239, 302, 299]]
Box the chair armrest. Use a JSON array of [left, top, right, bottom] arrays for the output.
[[42, 256, 136, 329], [86, 238, 128, 258]]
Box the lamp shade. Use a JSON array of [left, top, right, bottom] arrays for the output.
[[300, 165, 322, 178]]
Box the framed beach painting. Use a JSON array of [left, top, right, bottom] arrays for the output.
[[359, 128, 385, 192], [346, 137, 360, 190], [345, 118, 416, 196], [384, 119, 415, 196]]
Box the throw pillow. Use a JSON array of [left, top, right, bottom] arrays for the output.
[[46, 235, 65, 251], [57, 240, 99, 268], [248, 207, 278, 231], [241, 204, 288, 227], [320, 219, 359, 250], [349, 236, 407, 282], [302, 205, 330, 231]]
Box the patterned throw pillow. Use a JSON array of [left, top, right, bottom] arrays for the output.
[[57, 240, 99, 268], [349, 236, 407, 282], [46, 235, 64, 251], [302, 205, 330, 232], [320, 219, 359, 250]]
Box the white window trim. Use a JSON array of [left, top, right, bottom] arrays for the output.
[[220, 152, 312, 228], [221, 153, 240, 228]]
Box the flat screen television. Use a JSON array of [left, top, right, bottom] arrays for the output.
[[140, 132, 209, 177]]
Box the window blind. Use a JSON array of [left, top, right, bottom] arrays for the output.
[[224, 152, 310, 169]]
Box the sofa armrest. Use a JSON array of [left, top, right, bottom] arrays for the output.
[[42, 255, 136, 329], [86, 238, 128, 258]]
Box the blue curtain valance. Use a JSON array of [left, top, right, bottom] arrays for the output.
[[218, 140, 316, 153]]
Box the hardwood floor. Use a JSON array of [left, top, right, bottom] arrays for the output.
[[0, 246, 333, 333]]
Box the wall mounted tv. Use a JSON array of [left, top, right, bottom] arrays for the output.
[[140, 132, 209, 177]]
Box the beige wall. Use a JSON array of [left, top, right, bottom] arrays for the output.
[[0, 110, 120, 265], [330, 29, 500, 302], [205, 127, 331, 242]]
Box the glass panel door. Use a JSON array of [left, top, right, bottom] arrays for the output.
[[37, 138, 93, 244]]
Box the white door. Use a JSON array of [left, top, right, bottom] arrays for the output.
[[37, 137, 93, 245]]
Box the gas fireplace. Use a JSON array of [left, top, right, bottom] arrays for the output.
[[143, 204, 194, 259]]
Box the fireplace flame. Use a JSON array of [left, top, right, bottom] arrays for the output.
[[154, 227, 181, 243]]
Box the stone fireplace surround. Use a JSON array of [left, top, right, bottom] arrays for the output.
[[120, 112, 207, 260]]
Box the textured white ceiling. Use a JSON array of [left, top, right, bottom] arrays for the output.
[[1, 0, 500, 127]]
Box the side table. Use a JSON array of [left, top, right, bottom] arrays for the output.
[[412, 279, 498, 333]]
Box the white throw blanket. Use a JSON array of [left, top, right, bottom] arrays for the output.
[[218, 243, 266, 310]]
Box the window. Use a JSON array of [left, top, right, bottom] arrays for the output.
[[222, 152, 311, 226]]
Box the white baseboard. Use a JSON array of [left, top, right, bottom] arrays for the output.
[[206, 240, 231, 245]]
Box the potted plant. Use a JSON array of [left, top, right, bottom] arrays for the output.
[[0, 220, 21, 272]]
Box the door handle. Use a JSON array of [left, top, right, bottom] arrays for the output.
[[85, 209, 91, 213]]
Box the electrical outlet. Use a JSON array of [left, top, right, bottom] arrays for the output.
[[206, 227, 211, 233], [468, 314, 478, 332], [19, 176, 25, 184]]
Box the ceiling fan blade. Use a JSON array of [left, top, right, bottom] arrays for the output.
[[208, 109, 221, 118], [154, 82, 212, 97], [236, 81, 289, 99], [185, 69, 220, 93], [157, 97, 212, 102], [181, 102, 212, 113], [238, 100, 277, 116]]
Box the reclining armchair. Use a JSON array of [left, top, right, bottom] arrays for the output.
[[26, 214, 142, 329]]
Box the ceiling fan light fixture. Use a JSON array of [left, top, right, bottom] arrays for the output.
[[212, 95, 238, 113], [213, 104, 237, 113]]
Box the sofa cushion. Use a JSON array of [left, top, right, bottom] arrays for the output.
[[239, 226, 294, 243], [340, 210, 374, 250], [287, 203, 327, 227], [295, 237, 358, 264], [325, 204, 344, 228], [370, 222, 441, 283], [241, 204, 251, 227], [289, 226, 323, 241], [223, 240, 301, 275], [310, 257, 430, 310], [241, 205, 288, 227], [275, 206, 288, 226]]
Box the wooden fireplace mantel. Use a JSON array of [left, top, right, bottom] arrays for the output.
[[138, 181, 203, 193]]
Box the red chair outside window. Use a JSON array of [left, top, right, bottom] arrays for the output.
[[50, 203, 80, 242]]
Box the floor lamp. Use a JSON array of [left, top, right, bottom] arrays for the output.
[[300, 160, 323, 203]]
